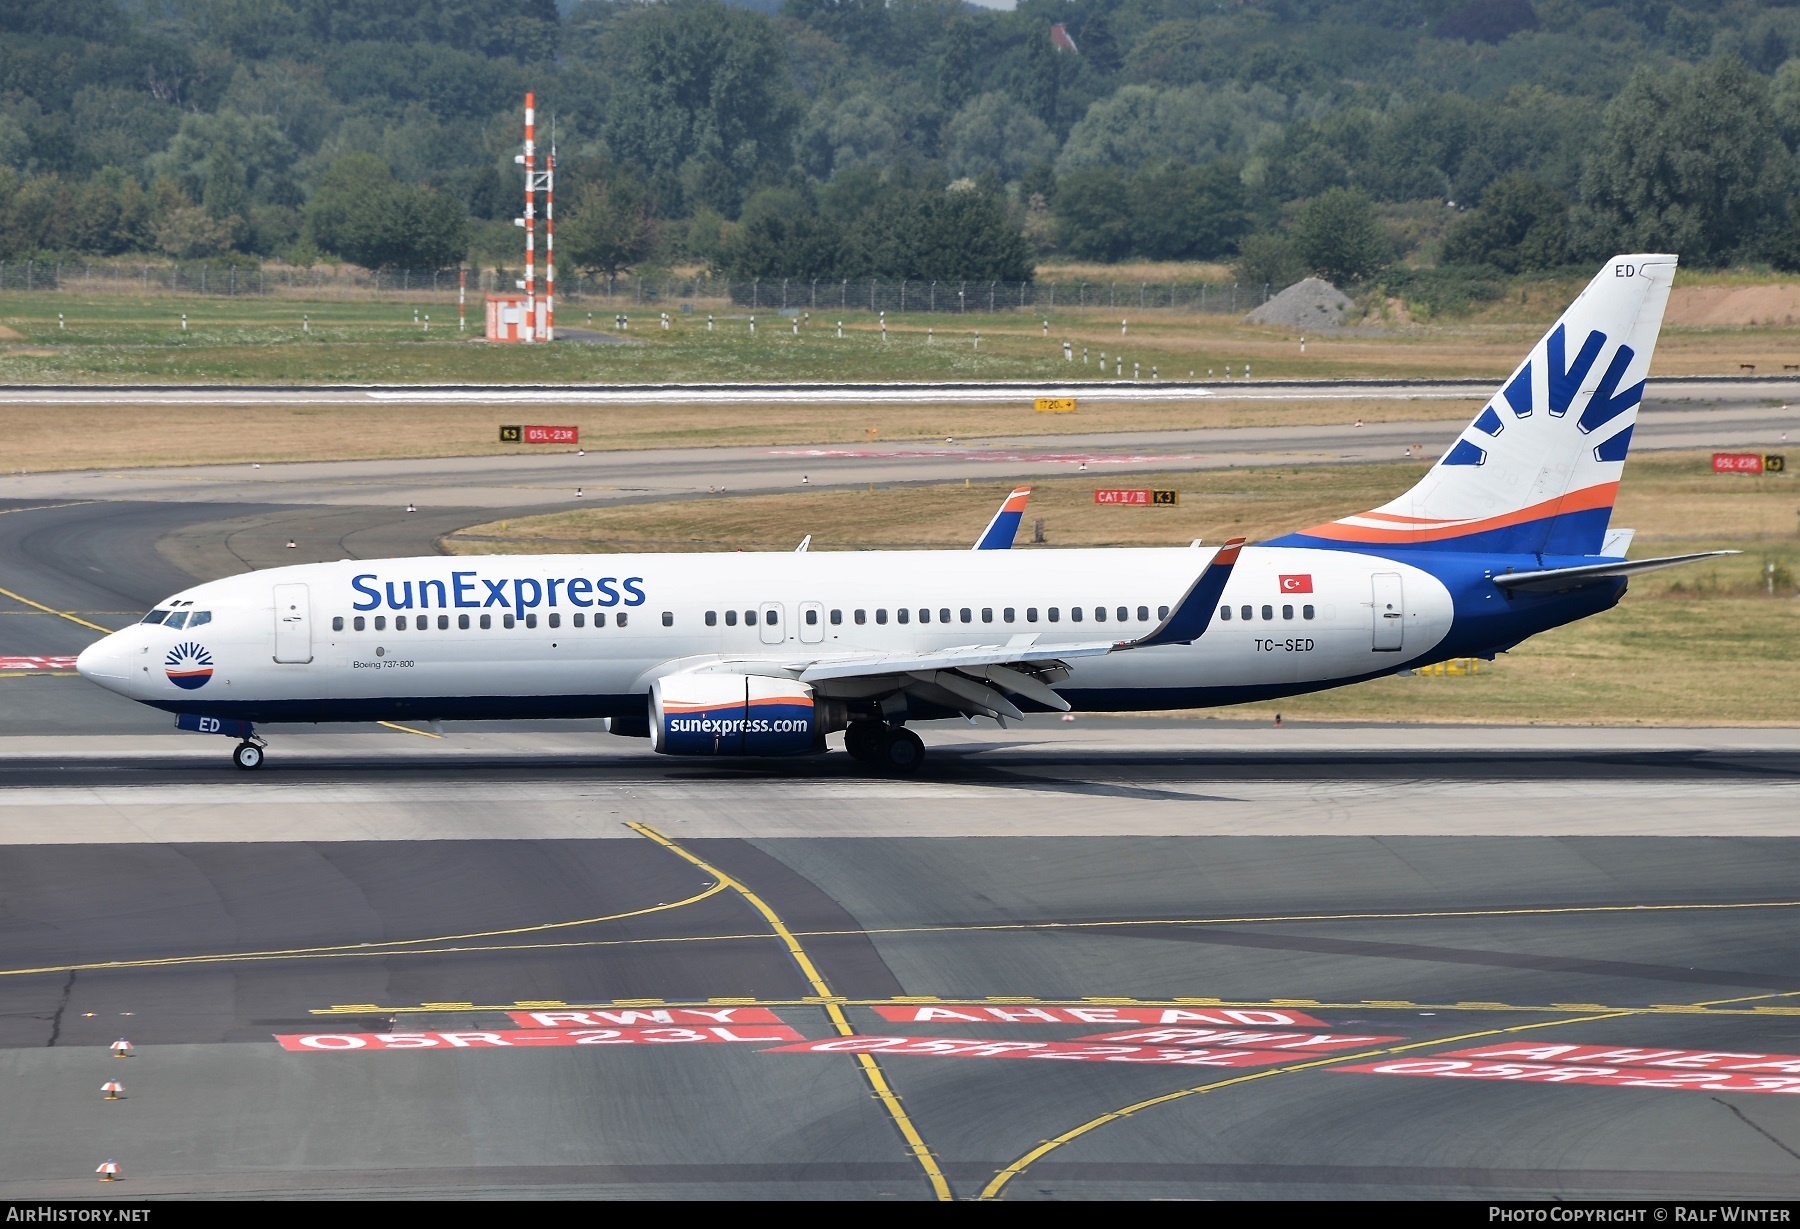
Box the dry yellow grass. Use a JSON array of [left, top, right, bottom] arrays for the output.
[[0, 395, 1479, 473], [448, 451, 1800, 725]]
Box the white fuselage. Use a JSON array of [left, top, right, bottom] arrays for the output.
[[76, 546, 1453, 720]]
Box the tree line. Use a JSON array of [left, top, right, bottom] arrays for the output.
[[7, 1, 1800, 287]]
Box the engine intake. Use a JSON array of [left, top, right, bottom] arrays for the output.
[[650, 672, 843, 756]]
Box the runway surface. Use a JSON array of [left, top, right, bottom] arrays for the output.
[[2, 385, 1797, 1200]]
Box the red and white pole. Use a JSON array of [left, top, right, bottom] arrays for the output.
[[544, 146, 555, 341], [458, 267, 466, 332], [523, 91, 536, 344]]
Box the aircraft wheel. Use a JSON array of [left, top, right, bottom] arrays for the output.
[[844, 721, 885, 763], [233, 742, 264, 771], [876, 727, 925, 776]]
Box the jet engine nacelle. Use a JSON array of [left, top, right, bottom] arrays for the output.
[[649, 672, 844, 756]]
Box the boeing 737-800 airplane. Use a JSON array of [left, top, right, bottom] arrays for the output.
[[77, 255, 1726, 774]]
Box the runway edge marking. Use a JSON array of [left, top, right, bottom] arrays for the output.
[[628, 821, 955, 1203]]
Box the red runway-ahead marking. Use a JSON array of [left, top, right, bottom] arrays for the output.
[[762, 1036, 1305, 1068], [277, 1025, 802, 1051], [769, 448, 1207, 465], [1075, 1027, 1403, 1052], [0, 656, 79, 670], [1340, 1042, 1800, 1095], [869, 1005, 1329, 1028], [507, 1007, 783, 1028]]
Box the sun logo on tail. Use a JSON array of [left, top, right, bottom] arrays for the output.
[[164, 641, 214, 690]]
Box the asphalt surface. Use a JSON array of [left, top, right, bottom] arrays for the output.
[[2, 391, 1798, 1200]]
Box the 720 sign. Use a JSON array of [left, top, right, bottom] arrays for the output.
[[500, 425, 580, 444]]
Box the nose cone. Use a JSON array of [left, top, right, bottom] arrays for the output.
[[76, 633, 131, 689]]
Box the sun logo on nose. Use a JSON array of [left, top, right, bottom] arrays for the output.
[[163, 641, 214, 690]]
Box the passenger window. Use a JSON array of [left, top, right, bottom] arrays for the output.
[[397, 615, 408, 630], [1004, 608, 1016, 622], [764, 610, 777, 626], [662, 611, 674, 627], [982, 608, 993, 623], [617, 612, 628, 627], [1117, 607, 1128, 622], [1282, 605, 1293, 620], [332, 616, 344, 631], [855, 609, 866, 625], [574, 613, 586, 628], [1261, 605, 1273, 621], [961, 608, 972, 623], [915, 609, 927, 623], [374, 616, 387, 631], [437, 615, 448, 630], [805, 608, 818, 625], [502, 614, 514, 629], [140, 610, 170, 625], [1025, 608, 1037, 622], [1137, 606, 1149, 621], [458, 614, 470, 630], [549, 613, 561, 629], [164, 611, 189, 629], [1093, 607, 1105, 622], [725, 610, 737, 626], [897, 609, 910, 624], [1303, 604, 1315, 620], [188, 611, 211, 628], [1220, 606, 1231, 621], [706, 611, 717, 626], [594, 612, 606, 627], [1048, 608, 1060, 622], [1069, 607, 1080, 622], [1159, 606, 1170, 619], [480, 614, 491, 629], [524, 613, 537, 629], [876, 609, 888, 624], [939, 608, 951, 623], [354, 616, 366, 631], [744, 610, 756, 626], [1240, 605, 1253, 621], [830, 609, 842, 625]]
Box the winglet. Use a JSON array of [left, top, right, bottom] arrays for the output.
[[973, 487, 1032, 550], [1122, 537, 1246, 649]]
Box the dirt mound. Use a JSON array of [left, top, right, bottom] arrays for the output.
[[0, 325, 23, 340], [1665, 284, 1800, 327], [1245, 277, 1352, 329]]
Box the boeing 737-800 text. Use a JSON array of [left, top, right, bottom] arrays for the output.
[[77, 255, 1726, 773]]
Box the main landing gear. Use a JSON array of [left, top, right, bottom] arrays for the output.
[[843, 720, 925, 776], [233, 740, 266, 771]]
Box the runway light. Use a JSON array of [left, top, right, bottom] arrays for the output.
[[97, 1160, 120, 1182], [102, 1080, 124, 1100], [110, 1038, 132, 1057]]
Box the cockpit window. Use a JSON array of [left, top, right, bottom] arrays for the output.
[[140, 610, 170, 625], [163, 611, 189, 629], [187, 611, 211, 628]]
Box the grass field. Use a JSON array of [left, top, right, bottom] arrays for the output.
[[4, 288, 1800, 386], [0, 394, 1482, 473], [446, 451, 1800, 725]]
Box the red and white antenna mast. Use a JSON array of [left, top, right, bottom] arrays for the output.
[[520, 93, 537, 343]]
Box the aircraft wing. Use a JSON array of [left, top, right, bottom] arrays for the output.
[[684, 538, 1247, 722], [972, 487, 1032, 550], [1492, 550, 1737, 593]]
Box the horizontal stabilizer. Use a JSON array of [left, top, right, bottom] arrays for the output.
[[1492, 550, 1737, 593]]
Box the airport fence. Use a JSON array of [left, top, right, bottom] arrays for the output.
[[0, 260, 1274, 315]]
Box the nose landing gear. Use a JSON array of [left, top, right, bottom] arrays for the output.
[[843, 720, 925, 776], [232, 740, 266, 770]]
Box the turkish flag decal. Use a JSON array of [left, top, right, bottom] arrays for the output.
[[1279, 575, 1313, 593]]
